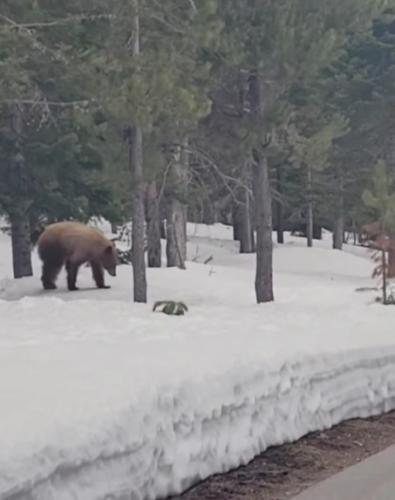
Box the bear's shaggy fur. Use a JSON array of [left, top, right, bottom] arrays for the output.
[[37, 222, 118, 291]]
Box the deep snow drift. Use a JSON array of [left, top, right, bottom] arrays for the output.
[[1, 224, 394, 500]]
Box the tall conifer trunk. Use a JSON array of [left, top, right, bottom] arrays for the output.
[[146, 181, 161, 267], [333, 169, 344, 250], [10, 103, 32, 279], [165, 142, 187, 269], [239, 186, 255, 254], [276, 165, 285, 244], [306, 166, 313, 248], [130, 0, 147, 302], [250, 71, 274, 303]]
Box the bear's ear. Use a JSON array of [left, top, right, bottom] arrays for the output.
[[104, 244, 113, 255]]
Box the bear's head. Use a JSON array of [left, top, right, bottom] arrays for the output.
[[102, 243, 119, 276]]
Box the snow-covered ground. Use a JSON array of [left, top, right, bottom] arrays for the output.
[[1, 224, 395, 500]]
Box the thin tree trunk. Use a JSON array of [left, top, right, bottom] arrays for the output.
[[160, 219, 166, 239], [11, 214, 33, 278], [388, 247, 395, 279], [166, 199, 186, 269], [276, 165, 284, 244], [232, 202, 241, 241], [382, 249, 388, 304], [129, 2, 147, 303], [239, 187, 255, 253], [166, 200, 178, 267], [146, 181, 161, 268], [165, 142, 187, 269], [333, 170, 344, 250], [306, 166, 313, 248], [202, 199, 215, 225], [333, 214, 344, 250], [130, 126, 147, 302], [253, 154, 274, 303], [10, 102, 32, 278], [249, 69, 274, 304]]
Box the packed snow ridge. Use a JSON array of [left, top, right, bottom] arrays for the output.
[[1, 223, 395, 500], [2, 338, 395, 500]]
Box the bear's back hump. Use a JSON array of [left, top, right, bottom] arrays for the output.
[[39, 222, 109, 255]]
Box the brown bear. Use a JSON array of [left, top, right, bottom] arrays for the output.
[[37, 221, 118, 291]]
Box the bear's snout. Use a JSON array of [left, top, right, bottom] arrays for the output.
[[107, 267, 116, 277]]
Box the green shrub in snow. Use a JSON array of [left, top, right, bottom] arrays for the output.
[[153, 301, 188, 316]]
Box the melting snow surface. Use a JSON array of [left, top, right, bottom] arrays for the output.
[[0, 223, 394, 499]]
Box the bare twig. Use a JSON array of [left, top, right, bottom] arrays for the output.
[[0, 13, 112, 30], [148, 13, 186, 35], [187, 0, 198, 13], [186, 146, 253, 201], [158, 159, 175, 202], [0, 99, 90, 108]]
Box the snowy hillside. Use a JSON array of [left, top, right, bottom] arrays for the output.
[[1, 224, 395, 500]]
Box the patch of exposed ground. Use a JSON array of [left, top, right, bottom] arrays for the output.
[[171, 412, 395, 500]]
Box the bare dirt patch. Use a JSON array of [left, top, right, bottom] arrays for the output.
[[172, 411, 395, 500]]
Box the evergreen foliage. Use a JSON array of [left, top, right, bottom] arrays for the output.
[[1, 0, 395, 299], [362, 160, 395, 304]]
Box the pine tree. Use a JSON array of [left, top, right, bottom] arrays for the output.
[[362, 160, 395, 303], [290, 113, 349, 248], [216, 0, 385, 303], [97, 0, 219, 290], [0, 1, 122, 277], [306, 8, 395, 245]]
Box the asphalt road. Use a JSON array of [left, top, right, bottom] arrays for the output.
[[292, 444, 395, 500]]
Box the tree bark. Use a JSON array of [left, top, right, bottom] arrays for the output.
[[146, 181, 161, 268], [239, 187, 255, 253], [333, 172, 344, 250], [333, 215, 344, 250], [382, 248, 388, 304], [166, 199, 187, 269], [306, 166, 313, 248], [11, 214, 33, 278], [129, 0, 147, 303], [159, 219, 166, 239], [276, 165, 285, 244], [388, 247, 395, 278], [249, 69, 274, 303], [130, 126, 147, 302], [165, 143, 188, 269], [202, 199, 215, 225], [9, 103, 32, 278], [253, 154, 274, 303], [232, 202, 241, 241]]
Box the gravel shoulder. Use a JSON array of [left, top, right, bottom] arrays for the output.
[[172, 411, 395, 500]]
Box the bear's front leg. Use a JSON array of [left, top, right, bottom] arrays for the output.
[[91, 261, 110, 289], [66, 261, 80, 291]]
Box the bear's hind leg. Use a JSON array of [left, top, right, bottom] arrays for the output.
[[42, 260, 62, 290], [66, 261, 81, 291], [91, 261, 110, 289]]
